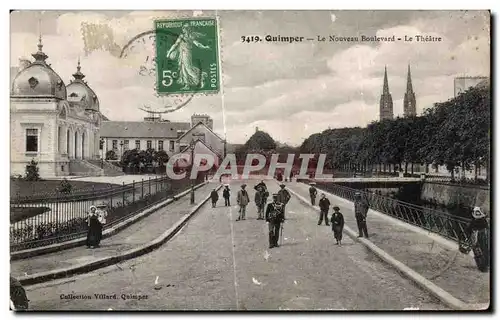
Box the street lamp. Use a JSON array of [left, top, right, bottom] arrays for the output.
[[120, 141, 124, 159], [189, 139, 196, 204], [100, 138, 104, 168]]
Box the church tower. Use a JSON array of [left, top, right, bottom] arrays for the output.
[[403, 64, 417, 117], [379, 66, 394, 120]]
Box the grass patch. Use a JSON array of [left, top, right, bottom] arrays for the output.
[[10, 179, 119, 198]]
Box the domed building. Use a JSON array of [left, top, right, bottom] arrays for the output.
[[10, 36, 103, 178]]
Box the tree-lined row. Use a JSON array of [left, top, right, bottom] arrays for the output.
[[299, 85, 490, 180], [117, 148, 170, 174]]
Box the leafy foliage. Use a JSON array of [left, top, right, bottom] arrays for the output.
[[25, 159, 40, 181], [244, 130, 277, 151], [105, 150, 118, 160], [299, 86, 490, 179], [58, 178, 72, 194]]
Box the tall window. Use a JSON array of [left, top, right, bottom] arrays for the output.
[[169, 141, 175, 151], [158, 140, 164, 151], [112, 140, 117, 150], [147, 140, 152, 149], [135, 140, 140, 150], [26, 129, 38, 152], [124, 140, 129, 150]]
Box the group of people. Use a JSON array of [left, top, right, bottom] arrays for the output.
[[309, 182, 369, 245], [85, 205, 108, 248], [210, 180, 291, 248]]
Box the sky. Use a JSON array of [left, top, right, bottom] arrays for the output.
[[10, 10, 490, 146]]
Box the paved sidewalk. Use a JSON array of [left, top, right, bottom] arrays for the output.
[[11, 182, 219, 279], [287, 182, 490, 306]]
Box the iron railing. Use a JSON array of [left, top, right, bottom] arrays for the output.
[[299, 180, 473, 243], [10, 176, 202, 252]]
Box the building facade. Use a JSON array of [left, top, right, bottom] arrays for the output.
[[99, 119, 190, 159], [10, 37, 103, 178]]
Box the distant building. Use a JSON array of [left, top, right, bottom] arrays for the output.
[[454, 76, 489, 97], [10, 37, 104, 178], [403, 64, 417, 117], [379, 66, 394, 120], [191, 114, 213, 130]]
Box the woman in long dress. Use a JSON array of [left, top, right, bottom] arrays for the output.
[[330, 206, 345, 245], [464, 207, 490, 272], [86, 206, 100, 248], [166, 23, 210, 90]]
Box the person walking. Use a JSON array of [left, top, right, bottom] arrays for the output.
[[309, 182, 318, 205], [318, 193, 330, 226], [223, 185, 231, 206], [236, 184, 250, 221], [354, 192, 369, 238], [254, 186, 268, 220], [330, 206, 345, 245], [463, 207, 490, 272], [277, 183, 291, 220], [210, 188, 219, 208], [265, 194, 285, 248]]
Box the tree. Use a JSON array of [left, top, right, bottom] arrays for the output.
[[244, 131, 277, 151], [25, 159, 40, 181], [106, 150, 117, 160]]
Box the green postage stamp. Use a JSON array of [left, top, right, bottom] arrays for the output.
[[155, 18, 220, 95]]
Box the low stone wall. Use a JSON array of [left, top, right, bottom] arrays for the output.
[[421, 182, 490, 215]]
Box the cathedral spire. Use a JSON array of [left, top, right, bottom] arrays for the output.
[[383, 65, 390, 94], [403, 63, 417, 117], [32, 20, 48, 63], [406, 64, 414, 94], [380, 66, 393, 120], [72, 57, 86, 81]]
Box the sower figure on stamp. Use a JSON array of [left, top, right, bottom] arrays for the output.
[[354, 192, 369, 238], [236, 184, 250, 221], [309, 182, 317, 206], [266, 194, 285, 249], [223, 185, 231, 206], [318, 193, 330, 226], [277, 183, 291, 220]]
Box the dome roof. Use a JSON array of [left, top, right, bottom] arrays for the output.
[[66, 59, 100, 112], [11, 37, 66, 100]]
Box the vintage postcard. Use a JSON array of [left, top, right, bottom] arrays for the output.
[[9, 10, 490, 311]]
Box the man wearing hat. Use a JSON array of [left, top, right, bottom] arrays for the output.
[[354, 192, 369, 238], [265, 193, 285, 248], [223, 185, 231, 206], [236, 184, 250, 221], [309, 182, 318, 206], [277, 183, 291, 220]]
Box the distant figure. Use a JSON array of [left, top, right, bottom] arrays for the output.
[[318, 193, 330, 226], [86, 206, 101, 248], [254, 186, 269, 220], [210, 188, 219, 208], [266, 194, 285, 249], [277, 183, 291, 220], [354, 192, 369, 238], [223, 185, 231, 206], [309, 182, 318, 205], [330, 206, 345, 245], [236, 184, 250, 221]]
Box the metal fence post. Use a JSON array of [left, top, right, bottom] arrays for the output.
[[122, 182, 125, 206], [141, 179, 144, 199], [149, 177, 151, 195], [132, 180, 135, 203]]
